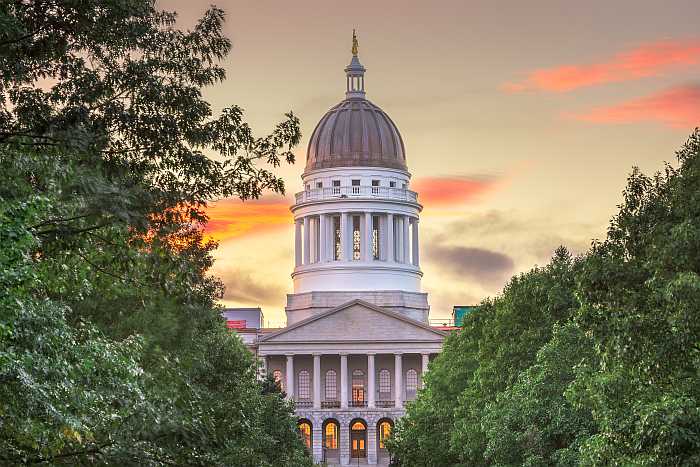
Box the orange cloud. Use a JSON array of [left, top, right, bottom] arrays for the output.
[[568, 85, 700, 128], [413, 176, 499, 207], [504, 40, 700, 93], [204, 197, 291, 242]]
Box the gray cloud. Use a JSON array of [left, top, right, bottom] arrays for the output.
[[427, 244, 515, 287], [221, 268, 286, 305]]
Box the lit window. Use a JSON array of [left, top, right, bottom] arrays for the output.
[[273, 369, 283, 390], [352, 216, 361, 260], [325, 421, 338, 449], [333, 216, 342, 260], [406, 369, 418, 396], [352, 369, 365, 404], [378, 421, 392, 449], [325, 370, 337, 400], [379, 369, 391, 395], [298, 370, 310, 400], [372, 215, 380, 260], [298, 420, 312, 449]]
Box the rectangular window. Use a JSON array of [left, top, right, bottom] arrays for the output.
[[372, 215, 380, 260], [351, 179, 360, 195], [389, 181, 396, 188], [316, 181, 323, 188], [333, 216, 342, 260], [332, 179, 341, 195], [371, 179, 380, 195], [352, 215, 361, 260]]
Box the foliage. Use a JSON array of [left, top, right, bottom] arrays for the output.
[[389, 130, 700, 466], [0, 1, 310, 465]]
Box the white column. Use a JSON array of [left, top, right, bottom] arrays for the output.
[[313, 353, 321, 409], [303, 217, 310, 265], [340, 353, 348, 408], [367, 423, 378, 465], [286, 354, 294, 400], [412, 218, 420, 267], [386, 213, 394, 262], [396, 217, 403, 262], [340, 212, 349, 261], [294, 220, 302, 267], [363, 211, 373, 261], [421, 353, 430, 388], [394, 353, 403, 407], [368, 353, 376, 408], [403, 215, 410, 264], [313, 425, 323, 463], [319, 214, 327, 262]]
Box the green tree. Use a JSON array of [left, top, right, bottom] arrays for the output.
[[1, 0, 311, 465]]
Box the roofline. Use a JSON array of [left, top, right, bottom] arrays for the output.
[[259, 298, 447, 342]]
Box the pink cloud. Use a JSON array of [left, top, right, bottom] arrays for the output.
[[504, 40, 700, 93], [413, 176, 499, 206], [568, 85, 700, 128]]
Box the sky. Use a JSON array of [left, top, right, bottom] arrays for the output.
[[159, 0, 700, 327]]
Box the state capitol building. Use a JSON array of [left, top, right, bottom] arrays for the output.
[[225, 33, 460, 466]]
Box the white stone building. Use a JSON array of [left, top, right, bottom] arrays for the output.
[[231, 33, 452, 466]]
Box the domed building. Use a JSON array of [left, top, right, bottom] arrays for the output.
[[236, 32, 449, 466]]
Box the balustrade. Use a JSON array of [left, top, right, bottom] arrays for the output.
[[294, 185, 418, 204]]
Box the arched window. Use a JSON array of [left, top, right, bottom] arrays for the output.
[[298, 370, 310, 400], [324, 420, 339, 449], [406, 369, 418, 397], [352, 369, 365, 405], [379, 369, 391, 396], [378, 420, 392, 449], [298, 420, 312, 449], [273, 369, 283, 390], [325, 370, 337, 400]]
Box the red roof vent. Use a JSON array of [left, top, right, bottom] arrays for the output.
[[227, 319, 247, 329]]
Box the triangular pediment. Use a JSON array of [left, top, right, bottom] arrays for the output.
[[260, 299, 445, 343]]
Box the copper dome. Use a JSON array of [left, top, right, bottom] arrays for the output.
[[305, 98, 407, 173]]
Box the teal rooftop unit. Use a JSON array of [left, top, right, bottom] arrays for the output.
[[452, 305, 478, 326]]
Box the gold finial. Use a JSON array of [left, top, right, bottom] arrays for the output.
[[352, 29, 358, 56]]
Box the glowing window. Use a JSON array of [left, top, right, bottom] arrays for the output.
[[273, 369, 283, 390], [352, 421, 366, 431], [406, 369, 418, 395], [298, 421, 312, 449], [325, 421, 338, 449], [378, 421, 392, 449], [298, 370, 310, 400], [379, 369, 391, 395], [352, 369, 365, 403], [325, 370, 337, 400], [372, 215, 380, 259], [352, 216, 361, 260]]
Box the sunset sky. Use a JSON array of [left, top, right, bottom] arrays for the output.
[[161, 0, 700, 326]]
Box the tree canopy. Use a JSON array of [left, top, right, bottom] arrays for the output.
[[389, 129, 700, 466], [0, 1, 310, 465]]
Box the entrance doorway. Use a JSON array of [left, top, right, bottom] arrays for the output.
[[350, 420, 367, 459]]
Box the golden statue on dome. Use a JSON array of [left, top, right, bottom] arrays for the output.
[[352, 29, 358, 56]]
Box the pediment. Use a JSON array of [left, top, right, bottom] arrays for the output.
[[260, 299, 445, 343]]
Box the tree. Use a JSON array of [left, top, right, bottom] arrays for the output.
[[1, 1, 311, 464]]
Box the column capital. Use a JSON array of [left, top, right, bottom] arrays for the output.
[[285, 353, 295, 357], [312, 352, 323, 357]]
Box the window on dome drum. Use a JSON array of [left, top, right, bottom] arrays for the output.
[[351, 179, 360, 195], [332, 179, 341, 195], [305, 184, 310, 192], [298, 421, 312, 449], [379, 369, 391, 396], [333, 216, 342, 260], [402, 183, 407, 189], [389, 181, 396, 188], [316, 181, 323, 189], [372, 215, 380, 260], [352, 369, 365, 405], [378, 421, 392, 449], [273, 370, 283, 390], [371, 179, 380, 194], [325, 370, 337, 400], [406, 369, 418, 398], [324, 421, 338, 449], [352, 216, 361, 260], [298, 370, 310, 400]]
